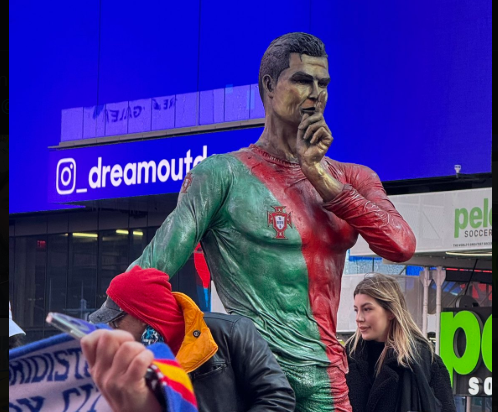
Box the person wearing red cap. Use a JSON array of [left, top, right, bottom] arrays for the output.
[[88, 265, 295, 412]]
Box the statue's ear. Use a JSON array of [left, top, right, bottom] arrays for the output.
[[262, 75, 274, 98]]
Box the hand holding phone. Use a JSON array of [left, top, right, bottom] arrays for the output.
[[46, 312, 167, 411], [46, 312, 154, 381]]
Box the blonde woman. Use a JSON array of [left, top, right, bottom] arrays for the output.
[[345, 273, 455, 412]]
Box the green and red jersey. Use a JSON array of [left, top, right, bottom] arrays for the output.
[[130, 143, 415, 385]]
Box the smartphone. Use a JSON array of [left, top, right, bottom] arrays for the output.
[[46, 312, 98, 339]]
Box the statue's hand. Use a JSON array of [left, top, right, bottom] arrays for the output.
[[296, 91, 333, 172]]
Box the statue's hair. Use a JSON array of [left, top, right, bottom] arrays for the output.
[[347, 273, 433, 375], [258, 32, 327, 104]]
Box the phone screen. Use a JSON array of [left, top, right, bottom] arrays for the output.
[[46, 312, 98, 339]]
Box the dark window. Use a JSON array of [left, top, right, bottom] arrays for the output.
[[67, 232, 98, 319], [147, 226, 159, 243], [13, 236, 47, 328], [97, 229, 130, 307], [129, 227, 149, 264], [46, 234, 68, 314]]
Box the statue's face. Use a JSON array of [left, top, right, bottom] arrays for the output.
[[271, 53, 330, 125]]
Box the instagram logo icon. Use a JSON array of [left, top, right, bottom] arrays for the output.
[[56, 158, 77, 195]]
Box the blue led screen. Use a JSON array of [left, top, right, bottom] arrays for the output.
[[10, 0, 492, 214]]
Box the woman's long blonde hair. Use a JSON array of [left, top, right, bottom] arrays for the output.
[[347, 273, 433, 375]]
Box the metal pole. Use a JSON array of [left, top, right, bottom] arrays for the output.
[[420, 267, 431, 337], [434, 266, 446, 355]]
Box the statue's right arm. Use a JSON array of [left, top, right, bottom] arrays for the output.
[[127, 155, 233, 277]]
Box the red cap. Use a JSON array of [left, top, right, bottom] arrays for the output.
[[107, 265, 185, 354]]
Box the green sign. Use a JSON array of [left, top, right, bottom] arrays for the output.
[[440, 309, 492, 396], [454, 198, 492, 238]]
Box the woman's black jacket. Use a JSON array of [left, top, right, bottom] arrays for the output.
[[346, 340, 456, 412]]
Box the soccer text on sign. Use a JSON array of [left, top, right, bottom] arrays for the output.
[[454, 198, 492, 239]]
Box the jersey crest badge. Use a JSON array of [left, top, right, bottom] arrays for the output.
[[181, 173, 193, 193], [267, 206, 293, 239]]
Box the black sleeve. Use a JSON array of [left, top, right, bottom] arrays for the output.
[[431, 355, 456, 412], [228, 317, 296, 412]]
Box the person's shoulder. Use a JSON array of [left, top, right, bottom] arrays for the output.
[[344, 337, 354, 354], [185, 153, 244, 189], [191, 152, 246, 175], [204, 311, 241, 321], [344, 337, 366, 360], [424, 349, 453, 386], [204, 312, 257, 336], [412, 339, 438, 373], [414, 338, 433, 356], [191, 152, 236, 170], [430, 350, 448, 371], [204, 312, 251, 325]]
